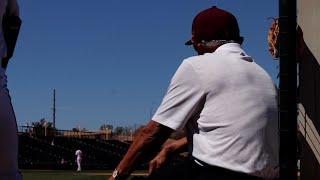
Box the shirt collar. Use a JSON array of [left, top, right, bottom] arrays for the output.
[[212, 43, 253, 62], [214, 43, 243, 53]]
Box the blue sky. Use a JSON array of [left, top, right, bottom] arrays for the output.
[[8, 0, 278, 131]]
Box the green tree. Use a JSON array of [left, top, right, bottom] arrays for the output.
[[100, 124, 113, 131], [114, 126, 124, 135], [32, 118, 55, 136], [72, 128, 79, 132]]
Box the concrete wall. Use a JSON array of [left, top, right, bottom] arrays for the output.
[[298, 0, 320, 63], [298, 0, 320, 179]]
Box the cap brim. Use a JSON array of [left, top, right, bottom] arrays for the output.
[[185, 40, 193, 45]]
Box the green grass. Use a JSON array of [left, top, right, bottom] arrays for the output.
[[22, 170, 148, 180], [22, 170, 109, 180]]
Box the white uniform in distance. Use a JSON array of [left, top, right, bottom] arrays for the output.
[[0, 0, 21, 179], [75, 149, 83, 172]]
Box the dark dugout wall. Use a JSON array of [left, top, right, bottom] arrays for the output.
[[297, 0, 320, 179]]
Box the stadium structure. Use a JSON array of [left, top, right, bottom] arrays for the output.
[[18, 127, 131, 170], [18, 126, 186, 171]]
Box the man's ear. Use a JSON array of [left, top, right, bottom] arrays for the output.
[[194, 43, 206, 55]]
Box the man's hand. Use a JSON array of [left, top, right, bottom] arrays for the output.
[[148, 137, 188, 175], [148, 147, 169, 174], [110, 121, 173, 179]]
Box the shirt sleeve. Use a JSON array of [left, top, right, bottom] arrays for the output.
[[7, 0, 20, 16], [152, 61, 205, 131]]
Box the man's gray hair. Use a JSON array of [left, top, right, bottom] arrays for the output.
[[199, 40, 238, 48]]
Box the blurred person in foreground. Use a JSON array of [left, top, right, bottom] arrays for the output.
[[109, 6, 279, 180], [0, 0, 22, 179]]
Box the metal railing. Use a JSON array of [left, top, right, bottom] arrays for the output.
[[298, 104, 320, 164], [18, 126, 133, 142]]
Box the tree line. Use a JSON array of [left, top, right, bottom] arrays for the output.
[[28, 118, 185, 139]]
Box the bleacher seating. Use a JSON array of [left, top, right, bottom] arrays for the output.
[[18, 134, 131, 170], [19, 134, 187, 170]]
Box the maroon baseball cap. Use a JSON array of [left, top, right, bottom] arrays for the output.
[[185, 6, 241, 45]]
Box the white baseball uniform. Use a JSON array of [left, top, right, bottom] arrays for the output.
[[0, 0, 21, 179], [75, 149, 82, 171]]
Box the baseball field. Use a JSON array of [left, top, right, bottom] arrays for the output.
[[22, 170, 148, 180]]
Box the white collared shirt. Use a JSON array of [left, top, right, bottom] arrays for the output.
[[153, 43, 279, 174]]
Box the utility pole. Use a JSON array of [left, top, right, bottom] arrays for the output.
[[53, 89, 56, 129], [279, 0, 297, 179]]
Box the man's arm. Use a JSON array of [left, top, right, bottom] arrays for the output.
[[163, 137, 188, 153], [109, 120, 173, 180], [148, 137, 187, 174], [110, 61, 203, 179]]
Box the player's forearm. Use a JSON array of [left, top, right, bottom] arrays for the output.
[[114, 121, 172, 177], [163, 137, 188, 154]]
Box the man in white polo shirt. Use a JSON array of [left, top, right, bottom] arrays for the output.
[[109, 6, 278, 180], [0, 0, 22, 179]]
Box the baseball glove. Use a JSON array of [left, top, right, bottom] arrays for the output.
[[268, 18, 279, 59]]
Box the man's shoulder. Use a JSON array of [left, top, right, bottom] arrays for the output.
[[183, 54, 209, 66], [182, 55, 199, 64], [182, 53, 222, 70]]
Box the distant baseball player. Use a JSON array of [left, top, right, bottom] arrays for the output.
[[75, 149, 83, 172], [0, 0, 22, 179], [110, 6, 279, 180]]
